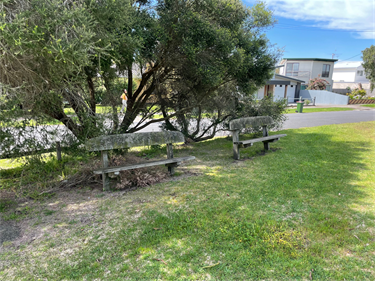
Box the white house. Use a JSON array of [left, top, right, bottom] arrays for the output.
[[277, 58, 338, 91], [332, 61, 369, 83], [256, 73, 304, 103], [331, 61, 375, 95]]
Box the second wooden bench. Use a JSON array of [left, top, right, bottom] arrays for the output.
[[229, 116, 287, 160]]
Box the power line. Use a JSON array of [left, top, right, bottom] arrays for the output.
[[339, 54, 362, 61]]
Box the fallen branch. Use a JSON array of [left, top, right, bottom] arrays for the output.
[[309, 269, 314, 280], [153, 258, 167, 265], [202, 262, 220, 269]]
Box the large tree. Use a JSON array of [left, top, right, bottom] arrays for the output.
[[362, 45, 375, 92], [0, 0, 278, 142]]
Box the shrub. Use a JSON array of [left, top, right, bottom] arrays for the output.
[[304, 99, 310, 105], [306, 77, 329, 90], [234, 96, 287, 133], [347, 88, 367, 99]]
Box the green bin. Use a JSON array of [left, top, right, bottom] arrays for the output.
[[296, 101, 304, 113]]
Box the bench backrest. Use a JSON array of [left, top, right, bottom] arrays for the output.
[[85, 131, 185, 152], [229, 116, 273, 131]]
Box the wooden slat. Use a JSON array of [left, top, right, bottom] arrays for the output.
[[229, 116, 274, 131], [93, 156, 195, 174], [234, 134, 287, 145], [86, 131, 185, 152]]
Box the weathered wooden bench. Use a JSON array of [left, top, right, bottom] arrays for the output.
[[229, 116, 287, 160], [85, 131, 195, 190]]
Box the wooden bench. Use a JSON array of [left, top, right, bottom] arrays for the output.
[[229, 116, 287, 160], [85, 131, 195, 190]]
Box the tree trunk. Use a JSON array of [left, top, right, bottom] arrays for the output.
[[111, 105, 119, 131], [86, 76, 96, 114]]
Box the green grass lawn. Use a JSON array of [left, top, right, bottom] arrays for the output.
[[63, 105, 121, 115], [285, 107, 355, 114], [361, 104, 375, 108], [1, 122, 375, 280]]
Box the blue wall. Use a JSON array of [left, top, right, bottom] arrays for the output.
[[300, 90, 349, 105]]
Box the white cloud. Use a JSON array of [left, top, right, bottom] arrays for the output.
[[262, 0, 375, 39]]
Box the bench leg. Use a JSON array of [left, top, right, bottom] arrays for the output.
[[166, 143, 175, 175], [262, 125, 270, 151], [101, 151, 110, 191], [168, 167, 173, 175], [263, 141, 270, 151], [232, 130, 240, 160], [166, 163, 178, 175]]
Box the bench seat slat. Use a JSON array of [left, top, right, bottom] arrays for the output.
[[234, 134, 287, 145], [93, 156, 195, 174]]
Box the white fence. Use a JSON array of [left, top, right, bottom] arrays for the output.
[[299, 90, 349, 105]]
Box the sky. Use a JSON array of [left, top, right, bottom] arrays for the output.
[[244, 0, 375, 62]]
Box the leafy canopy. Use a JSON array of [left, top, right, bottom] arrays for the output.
[[362, 45, 375, 91], [0, 0, 279, 149]]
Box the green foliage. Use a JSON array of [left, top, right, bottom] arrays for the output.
[[304, 99, 310, 105], [0, 151, 92, 198], [347, 88, 367, 99], [236, 96, 287, 133], [362, 45, 375, 91], [162, 90, 286, 142], [1, 0, 280, 158]]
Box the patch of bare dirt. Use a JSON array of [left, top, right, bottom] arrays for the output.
[[0, 217, 21, 244]]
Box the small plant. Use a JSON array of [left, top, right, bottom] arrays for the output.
[[304, 99, 310, 105], [0, 199, 16, 213], [43, 209, 56, 216]]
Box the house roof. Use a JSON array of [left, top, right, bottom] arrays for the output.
[[334, 61, 363, 69], [275, 74, 305, 83], [283, 58, 338, 62]]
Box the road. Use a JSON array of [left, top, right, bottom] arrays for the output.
[[282, 110, 375, 130], [138, 109, 375, 132]]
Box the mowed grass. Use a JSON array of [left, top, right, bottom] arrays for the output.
[[1, 122, 375, 280], [63, 105, 118, 115], [361, 104, 375, 108], [285, 107, 355, 114]]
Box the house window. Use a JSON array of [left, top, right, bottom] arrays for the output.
[[286, 63, 299, 76], [322, 64, 330, 78], [357, 70, 363, 76]]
